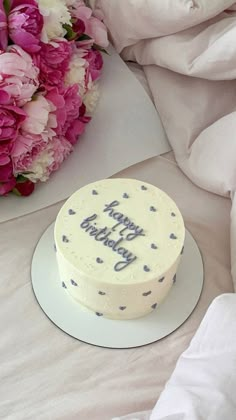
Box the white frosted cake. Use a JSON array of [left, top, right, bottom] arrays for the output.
[[54, 178, 185, 319]]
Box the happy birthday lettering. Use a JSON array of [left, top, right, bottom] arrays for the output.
[[80, 200, 145, 271]]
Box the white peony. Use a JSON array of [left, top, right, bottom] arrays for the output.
[[83, 82, 99, 113], [38, 0, 71, 42], [64, 50, 87, 95], [26, 148, 54, 182]]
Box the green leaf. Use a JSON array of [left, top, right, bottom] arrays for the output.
[[93, 44, 109, 55], [12, 188, 21, 197], [16, 173, 32, 183], [3, 0, 10, 15], [78, 34, 92, 42], [63, 23, 77, 41]]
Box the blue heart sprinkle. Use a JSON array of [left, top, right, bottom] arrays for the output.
[[62, 282, 67, 289], [62, 235, 69, 243], [70, 279, 78, 286], [143, 265, 150, 272], [141, 185, 147, 190], [151, 303, 157, 309], [123, 193, 129, 199], [54, 243, 57, 252], [95, 312, 103, 317], [171, 212, 176, 217], [170, 233, 177, 240], [151, 243, 157, 250], [98, 291, 106, 295], [173, 274, 177, 284], [181, 246, 184, 255], [158, 276, 165, 283], [68, 209, 76, 215], [92, 190, 98, 195], [96, 257, 103, 264], [119, 306, 126, 311], [150, 206, 157, 212], [143, 290, 152, 296]]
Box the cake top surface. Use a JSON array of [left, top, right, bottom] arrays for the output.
[[54, 178, 185, 284]]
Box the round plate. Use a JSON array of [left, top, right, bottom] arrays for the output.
[[31, 223, 203, 349]]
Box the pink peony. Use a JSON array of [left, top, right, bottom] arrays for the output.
[[85, 49, 103, 82], [68, 1, 108, 47], [63, 85, 83, 134], [12, 132, 72, 182], [46, 84, 90, 145], [45, 135, 73, 175], [12, 132, 47, 174], [8, 0, 44, 53], [12, 93, 58, 176], [0, 160, 16, 195], [46, 84, 83, 140], [0, 103, 26, 195], [0, 0, 7, 50], [65, 102, 91, 145], [45, 87, 67, 136], [33, 40, 73, 89], [21, 94, 57, 139], [0, 104, 26, 144], [0, 45, 39, 106], [0, 159, 14, 182], [85, 16, 108, 48], [72, 18, 85, 38]]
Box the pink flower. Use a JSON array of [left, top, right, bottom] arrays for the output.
[[0, 104, 26, 144], [65, 102, 91, 145], [72, 19, 85, 38], [45, 87, 66, 136], [63, 85, 83, 135], [47, 84, 83, 141], [68, 1, 108, 47], [12, 132, 72, 182], [0, 45, 39, 107], [12, 94, 58, 176], [85, 16, 108, 48], [46, 84, 90, 145], [8, 0, 44, 53], [0, 160, 13, 181], [46, 135, 72, 174], [12, 132, 46, 174], [33, 40, 73, 89], [0, 0, 7, 50], [85, 49, 103, 82], [0, 103, 26, 194], [0, 160, 16, 195], [22, 94, 57, 139]]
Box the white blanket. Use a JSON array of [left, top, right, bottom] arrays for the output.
[[113, 293, 236, 420], [150, 294, 236, 420]]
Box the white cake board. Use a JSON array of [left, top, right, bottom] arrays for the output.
[[31, 223, 203, 349]]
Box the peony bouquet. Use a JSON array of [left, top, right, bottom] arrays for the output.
[[0, 0, 108, 196]]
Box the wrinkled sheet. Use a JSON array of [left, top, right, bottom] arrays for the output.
[[0, 153, 233, 420], [149, 293, 236, 420]]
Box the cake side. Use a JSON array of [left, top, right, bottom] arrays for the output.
[[56, 248, 182, 319]]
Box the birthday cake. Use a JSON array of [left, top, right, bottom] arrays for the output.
[[54, 178, 185, 319]]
